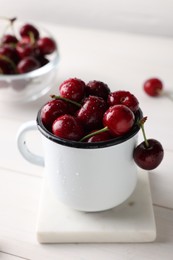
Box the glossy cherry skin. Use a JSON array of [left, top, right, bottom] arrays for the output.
[[41, 99, 69, 131], [103, 104, 135, 136], [37, 55, 49, 67], [107, 90, 139, 113], [59, 78, 86, 102], [20, 23, 39, 40], [0, 58, 15, 74], [52, 114, 84, 141], [87, 131, 112, 143], [1, 34, 18, 45], [143, 78, 163, 96], [16, 41, 34, 58], [133, 139, 164, 170], [37, 37, 56, 55], [76, 95, 107, 131], [0, 45, 20, 64], [17, 56, 40, 73], [86, 80, 110, 100], [16, 36, 40, 58]]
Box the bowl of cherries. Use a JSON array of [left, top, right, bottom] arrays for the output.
[[0, 17, 59, 103], [40, 77, 164, 171]]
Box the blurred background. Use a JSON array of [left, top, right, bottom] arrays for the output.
[[1, 0, 173, 37]]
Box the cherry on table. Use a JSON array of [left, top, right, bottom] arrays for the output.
[[143, 78, 163, 97]]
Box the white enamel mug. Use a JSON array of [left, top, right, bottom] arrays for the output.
[[17, 108, 142, 212]]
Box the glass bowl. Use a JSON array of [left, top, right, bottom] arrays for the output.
[[0, 21, 60, 103]]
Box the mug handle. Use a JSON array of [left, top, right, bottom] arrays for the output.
[[16, 120, 44, 167]]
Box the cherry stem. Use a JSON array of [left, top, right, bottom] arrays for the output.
[[80, 126, 109, 142], [0, 16, 17, 22], [0, 17, 17, 42], [138, 116, 149, 148], [0, 54, 16, 71], [29, 31, 35, 45], [50, 95, 82, 108]]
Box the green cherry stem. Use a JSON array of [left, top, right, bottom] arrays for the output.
[[50, 95, 82, 108], [28, 31, 35, 45], [0, 17, 17, 43], [80, 126, 108, 142], [138, 116, 149, 148], [0, 54, 16, 71]]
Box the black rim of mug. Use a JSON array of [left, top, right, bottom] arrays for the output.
[[36, 108, 143, 149]]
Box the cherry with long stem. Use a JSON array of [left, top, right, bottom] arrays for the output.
[[137, 116, 149, 147], [50, 94, 82, 108], [80, 127, 108, 142], [0, 17, 17, 42], [133, 116, 164, 170], [144, 78, 173, 102]]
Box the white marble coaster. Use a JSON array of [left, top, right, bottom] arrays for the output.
[[36, 171, 156, 243]]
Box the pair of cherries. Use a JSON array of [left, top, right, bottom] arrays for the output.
[[0, 17, 57, 74], [41, 78, 164, 171]]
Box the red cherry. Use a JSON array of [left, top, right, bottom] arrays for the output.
[[103, 104, 135, 136], [59, 78, 86, 102], [17, 56, 40, 73], [0, 45, 19, 64], [37, 37, 56, 55], [0, 58, 15, 74], [86, 80, 110, 100], [20, 23, 39, 40], [87, 131, 112, 143], [76, 95, 107, 131], [37, 55, 49, 67], [52, 114, 84, 141], [133, 139, 164, 170], [16, 41, 34, 58], [107, 90, 139, 113], [41, 99, 69, 131], [143, 78, 163, 97], [1, 34, 18, 45], [18, 36, 31, 44]]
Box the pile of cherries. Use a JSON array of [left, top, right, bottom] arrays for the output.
[[0, 17, 57, 75], [41, 78, 164, 170]]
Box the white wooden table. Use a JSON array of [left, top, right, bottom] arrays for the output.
[[0, 22, 173, 260]]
